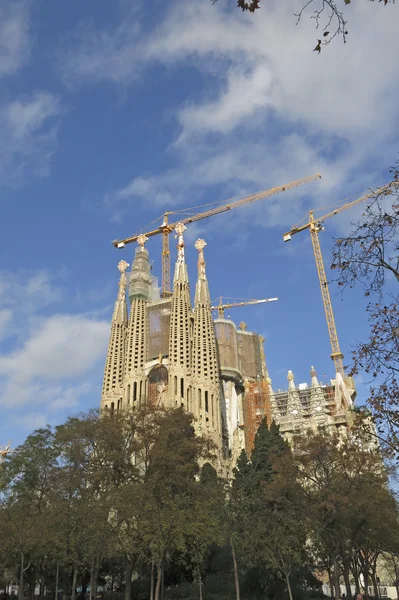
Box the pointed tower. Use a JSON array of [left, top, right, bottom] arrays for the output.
[[309, 366, 327, 429], [192, 238, 222, 445], [168, 223, 193, 408], [124, 235, 151, 407], [101, 260, 129, 413], [286, 370, 303, 434]]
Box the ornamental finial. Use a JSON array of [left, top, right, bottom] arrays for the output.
[[137, 234, 148, 248], [194, 238, 207, 278], [118, 260, 129, 274], [175, 222, 186, 260], [194, 238, 207, 252], [117, 260, 129, 299]]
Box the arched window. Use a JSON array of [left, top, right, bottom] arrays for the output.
[[205, 391, 209, 413], [110, 402, 115, 416], [133, 382, 137, 402]]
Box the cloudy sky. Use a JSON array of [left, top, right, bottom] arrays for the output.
[[0, 0, 397, 445]]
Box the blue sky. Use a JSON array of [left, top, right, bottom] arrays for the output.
[[0, 0, 398, 446]]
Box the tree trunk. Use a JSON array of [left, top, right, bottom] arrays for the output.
[[230, 537, 240, 600], [89, 562, 99, 600], [350, 558, 360, 594], [40, 575, 45, 600], [150, 561, 154, 600], [332, 556, 341, 600], [62, 569, 68, 600], [197, 570, 203, 600], [284, 570, 293, 600], [71, 567, 78, 600], [327, 566, 334, 600], [371, 571, 380, 598], [55, 566, 59, 600], [28, 577, 35, 600], [124, 557, 134, 600], [343, 566, 352, 598], [160, 564, 164, 600], [19, 552, 24, 600], [363, 567, 370, 600], [154, 563, 162, 600]]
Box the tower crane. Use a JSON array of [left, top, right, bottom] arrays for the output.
[[113, 173, 321, 297], [211, 296, 278, 318], [0, 439, 12, 464], [282, 181, 398, 378]]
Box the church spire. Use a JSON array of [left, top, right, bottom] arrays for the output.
[[124, 238, 151, 407], [192, 239, 221, 444], [194, 238, 211, 307], [173, 222, 189, 285], [310, 365, 319, 388], [101, 260, 129, 411], [168, 223, 192, 407]]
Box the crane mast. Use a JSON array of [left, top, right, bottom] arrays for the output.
[[113, 173, 321, 296], [309, 213, 344, 376], [283, 181, 399, 377]]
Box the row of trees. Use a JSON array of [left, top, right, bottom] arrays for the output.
[[1, 406, 398, 600]]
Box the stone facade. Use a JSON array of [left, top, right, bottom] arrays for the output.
[[100, 224, 356, 466]]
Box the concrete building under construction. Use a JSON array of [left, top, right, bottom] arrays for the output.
[[100, 223, 356, 468]]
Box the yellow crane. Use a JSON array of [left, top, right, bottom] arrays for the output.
[[0, 439, 12, 464], [113, 173, 321, 297], [282, 181, 398, 377], [211, 296, 278, 318]]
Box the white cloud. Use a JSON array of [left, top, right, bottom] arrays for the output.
[[177, 64, 274, 137], [61, 20, 142, 86], [0, 92, 61, 186], [0, 1, 30, 78], [0, 269, 111, 433], [0, 269, 61, 312], [62, 0, 398, 232], [0, 314, 109, 382]]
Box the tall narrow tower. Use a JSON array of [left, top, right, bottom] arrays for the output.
[[101, 260, 129, 413], [168, 223, 192, 409], [124, 234, 151, 408], [192, 239, 222, 446]]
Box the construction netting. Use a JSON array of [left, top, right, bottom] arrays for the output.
[[214, 320, 239, 371], [237, 332, 263, 379], [128, 247, 152, 301], [148, 300, 171, 360], [244, 379, 271, 455]]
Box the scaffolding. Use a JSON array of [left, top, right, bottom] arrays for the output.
[[244, 379, 272, 455], [147, 299, 171, 360]]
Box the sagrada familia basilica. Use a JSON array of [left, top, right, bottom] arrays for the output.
[[101, 223, 356, 468]]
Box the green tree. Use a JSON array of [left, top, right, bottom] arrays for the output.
[[295, 430, 398, 600], [138, 408, 214, 600], [231, 419, 307, 600], [0, 427, 58, 600]]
